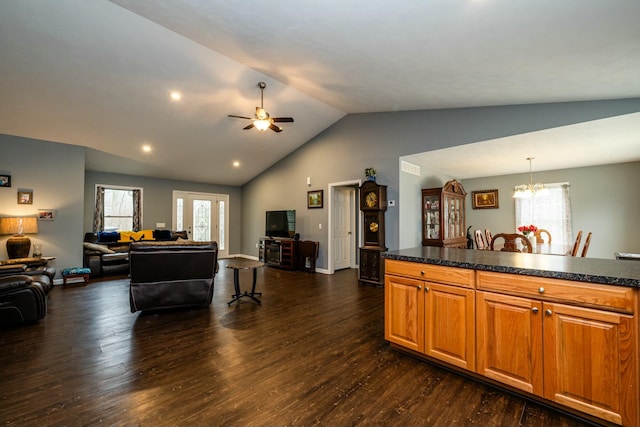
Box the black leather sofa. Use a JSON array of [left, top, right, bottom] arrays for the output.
[[129, 240, 219, 313], [0, 259, 55, 327], [83, 230, 188, 278]]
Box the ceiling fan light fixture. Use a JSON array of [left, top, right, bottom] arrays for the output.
[[254, 119, 270, 131]]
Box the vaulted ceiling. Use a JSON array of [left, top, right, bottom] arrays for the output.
[[1, 1, 639, 185]]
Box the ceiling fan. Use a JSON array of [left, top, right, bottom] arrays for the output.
[[228, 82, 294, 133]]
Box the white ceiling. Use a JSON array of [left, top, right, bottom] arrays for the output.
[[1, 0, 639, 185]]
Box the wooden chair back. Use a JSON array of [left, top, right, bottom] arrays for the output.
[[535, 229, 552, 244], [474, 230, 487, 250], [571, 231, 583, 257], [490, 233, 533, 253], [581, 232, 592, 258], [484, 229, 493, 247]]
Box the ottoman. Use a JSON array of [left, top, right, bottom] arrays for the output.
[[61, 267, 91, 287]]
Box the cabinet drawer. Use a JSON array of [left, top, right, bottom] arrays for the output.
[[477, 271, 635, 314], [385, 260, 474, 288]]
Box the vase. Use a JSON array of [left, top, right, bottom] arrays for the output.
[[528, 235, 536, 251]]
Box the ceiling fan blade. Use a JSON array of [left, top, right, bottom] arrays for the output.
[[272, 117, 294, 123], [269, 123, 283, 133], [228, 114, 253, 120], [243, 123, 255, 130]]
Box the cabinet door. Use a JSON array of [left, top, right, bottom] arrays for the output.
[[385, 275, 424, 353], [543, 303, 637, 426], [476, 291, 543, 395], [425, 282, 475, 371]]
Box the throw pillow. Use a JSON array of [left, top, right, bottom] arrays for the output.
[[97, 231, 120, 243], [83, 242, 116, 254], [153, 229, 172, 241]]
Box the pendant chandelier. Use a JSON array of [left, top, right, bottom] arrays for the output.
[[513, 157, 548, 198]]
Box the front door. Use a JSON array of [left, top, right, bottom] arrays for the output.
[[172, 191, 229, 258]]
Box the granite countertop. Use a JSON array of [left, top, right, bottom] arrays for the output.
[[382, 246, 640, 288]]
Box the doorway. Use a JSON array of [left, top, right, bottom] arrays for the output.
[[172, 191, 229, 258], [328, 180, 361, 274]]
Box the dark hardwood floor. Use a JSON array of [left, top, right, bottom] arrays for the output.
[[1, 261, 597, 426]]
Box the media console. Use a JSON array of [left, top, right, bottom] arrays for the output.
[[259, 237, 299, 270]]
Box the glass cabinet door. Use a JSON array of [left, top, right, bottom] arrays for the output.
[[423, 195, 440, 240]]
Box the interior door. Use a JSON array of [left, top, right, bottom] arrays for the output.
[[172, 191, 229, 258], [333, 187, 355, 270]]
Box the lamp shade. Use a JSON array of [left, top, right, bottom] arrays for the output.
[[0, 217, 38, 235]]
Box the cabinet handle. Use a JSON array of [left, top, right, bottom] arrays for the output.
[[420, 271, 425, 276], [425, 286, 429, 292], [545, 309, 553, 316], [538, 287, 545, 294], [417, 286, 422, 290], [532, 307, 539, 313]]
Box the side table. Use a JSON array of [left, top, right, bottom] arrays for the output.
[[226, 258, 264, 305]]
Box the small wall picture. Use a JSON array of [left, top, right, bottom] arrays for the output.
[[472, 189, 499, 209], [307, 190, 323, 209], [0, 175, 10, 187], [18, 190, 33, 204], [38, 209, 56, 221]]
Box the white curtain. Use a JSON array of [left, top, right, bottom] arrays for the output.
[[515, 183, 572, 246]]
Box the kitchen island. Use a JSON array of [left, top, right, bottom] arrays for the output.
[[382, 247, 640, 426]]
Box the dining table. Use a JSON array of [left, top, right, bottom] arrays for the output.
[[493, 242, 573, 256]]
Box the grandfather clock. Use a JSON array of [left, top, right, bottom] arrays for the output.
[[359, 180, 387, 287]]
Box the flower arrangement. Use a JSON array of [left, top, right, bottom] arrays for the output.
[[517, 224, 538, 236]]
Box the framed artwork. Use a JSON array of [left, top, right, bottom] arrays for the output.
[[307, 190, 323, 209], [472, 189, 499, 209], [0, 175, 10, 187], [18, 191, 33, 205], [38, 209, 56, 221]]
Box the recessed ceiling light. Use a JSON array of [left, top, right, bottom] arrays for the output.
[[170, 91, 182, 101], [233, 161, 240, 167], [142, 144, 152, 153]]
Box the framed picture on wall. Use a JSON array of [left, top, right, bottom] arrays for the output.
[[0, 175, 10, 187], [38, 209, 56, 221], [472, 189, 499, 209], [17, 190, 33, 204], [307, 190, 323, 209]]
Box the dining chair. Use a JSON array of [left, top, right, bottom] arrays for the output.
[[570, 231, 583, 257], [484, 229, 493, 247], [535, 229, 552, 244], [490, 233, 533, 253], [474, 230, 487, 250], [580, 232, 592, 257]]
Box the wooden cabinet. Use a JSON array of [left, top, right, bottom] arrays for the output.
[[476, 271, 637, 427], [385, 260, 475, 370], [385, 261, 639, 426], [259, 238, 298, 270], [422, 179, 467, 248]]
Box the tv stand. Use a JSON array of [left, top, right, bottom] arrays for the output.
[[259, 237, 299, 270]]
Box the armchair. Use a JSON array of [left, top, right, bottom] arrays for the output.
[[0, 275, 48, 326], [129, 240, 219, 313]]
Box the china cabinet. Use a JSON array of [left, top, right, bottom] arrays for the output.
[[422, 179, 466, 248]]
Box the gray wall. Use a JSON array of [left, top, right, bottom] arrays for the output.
[[84, 171, 242, 254], [0, 134, 85, 276], [241, 99, 640, 268]]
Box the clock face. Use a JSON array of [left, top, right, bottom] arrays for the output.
[[369, 221, 379, 232], [365, 192, 378, 208]]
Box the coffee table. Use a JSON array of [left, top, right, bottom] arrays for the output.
[[226, 258, 264, 305]]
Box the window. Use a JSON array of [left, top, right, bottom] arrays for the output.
[[93, 185, 142, 232], [515, 183, 572, 246]]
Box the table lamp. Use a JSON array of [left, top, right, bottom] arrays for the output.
[[0, 217, 39, 259]]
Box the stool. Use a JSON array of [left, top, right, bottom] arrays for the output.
[[61, 267, 91, 287]]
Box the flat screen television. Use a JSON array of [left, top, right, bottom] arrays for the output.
[[265, 210, 296, 238]]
